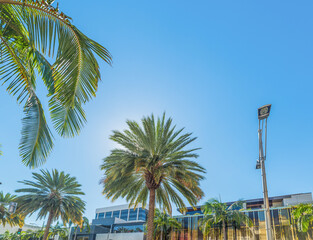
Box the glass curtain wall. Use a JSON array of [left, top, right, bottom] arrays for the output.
[[171, 207, 313, 240]]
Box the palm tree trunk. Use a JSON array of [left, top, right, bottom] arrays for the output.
[[222, 220, 227, 240], [74, 228, 78, 240], [43, 211, 54, 240], [147, 188, 156, 240]]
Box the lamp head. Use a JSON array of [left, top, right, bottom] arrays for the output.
[[8, 202, 17, 213], [258, 104, 271, 120], [256, 160, 261, 169]]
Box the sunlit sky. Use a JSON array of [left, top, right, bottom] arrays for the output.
[[1, 0, 313, 225]]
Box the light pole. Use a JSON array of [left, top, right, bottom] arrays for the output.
[[256, 104, 272, 240]]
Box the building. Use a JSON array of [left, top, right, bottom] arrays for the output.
[[71, 193, 313, 240], [173, 192, 313, 240], [182, 192, 313, 215], [70, 204, 148, 240], [0, 223, 41, 234]]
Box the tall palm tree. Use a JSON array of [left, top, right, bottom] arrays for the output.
[[100, 113, 206, 240], [15, 169, 85, 240], [0, 192, 24, 227], [199, 199, 252, 240], [292, 203, 313, 232], [153, 209, 181, 240], [0, 0, 111, 168]]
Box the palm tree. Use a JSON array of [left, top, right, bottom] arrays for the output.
[[15, 169, 85, 240], [292, 203, 313, 232], [20, 230, 36, 240], [0, 192, 24, 227], [73, 216, 90, 240], [152, 209, 181, 240], [48, 222, 69, 240], [228, 204, 253, 240], [100, 113, 205, 240], [34, 229, 45, 240], [0, 0, 111, 168], [0, 231, 13, 240], [199, 199, 252, 240]]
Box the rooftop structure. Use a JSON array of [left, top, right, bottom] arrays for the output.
[[182, 192, 313, 215], [70, 204, 148, 240]]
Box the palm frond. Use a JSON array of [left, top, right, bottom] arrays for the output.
[[0, 0, 111, 167], [19, 95, 54, 168]]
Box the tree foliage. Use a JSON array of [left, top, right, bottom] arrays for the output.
[[199, 198, 252, 239], [292, 203, 313, 232], [152, 209, 181, 240], [15, 169, 85, 240], [0, 0, 112, 168], [0, 224, 68, 240], [0, 192, 24, 227]]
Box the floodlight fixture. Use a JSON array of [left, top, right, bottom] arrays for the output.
[[256, 160, 261, 169], [258, 104, 271, 120]]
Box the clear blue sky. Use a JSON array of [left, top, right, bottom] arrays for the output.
[[1, 0, 313, 225]]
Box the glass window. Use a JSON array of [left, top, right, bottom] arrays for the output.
[[120, 209, 129, 221], [105, 211, 112, 218], [138, 208, 146, 221], [258, 211, 265, 221], [113, 224, 144, 233], [77, 237, 89, 240], [272, 209, 280, 226], [183, 217, 188, 230], [98, 212, 104, 219], [129, 209, 138, 221], [113, 211, 120, 218], [254, 211, 259, 226]]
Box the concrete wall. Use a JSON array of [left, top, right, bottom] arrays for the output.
[[96, 232, 144, 240], [283, 193, 313, 206], [0, 224, 41, 234]]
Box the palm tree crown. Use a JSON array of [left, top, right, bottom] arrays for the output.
[[15, 169, 85, 240], [0, 192, 24, 227], [199, 198, 252, 240], [292, 203, 313, 232], [153, 209, 181, 240], [101, 113, 205, 240], [0, 0, 111, 168]]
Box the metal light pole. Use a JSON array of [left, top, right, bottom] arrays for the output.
[[256, 104, 272, 240]]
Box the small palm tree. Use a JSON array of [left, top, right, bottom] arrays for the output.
[[101, 114, 205, 240], [34, 229, 45, 240], [0, 231, 13, 240], [48, 222, 69, 240], [0, 192, 24, 227], [199, 199, 252, 240], [20, 230, 36, 240], [153, 209, 181, 240], [15, 169, 85, 240], [0, 0, 111, 168], [292, 203, 313, 232], [73, 216, 90, 240], [228, 204, 253, 240]]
